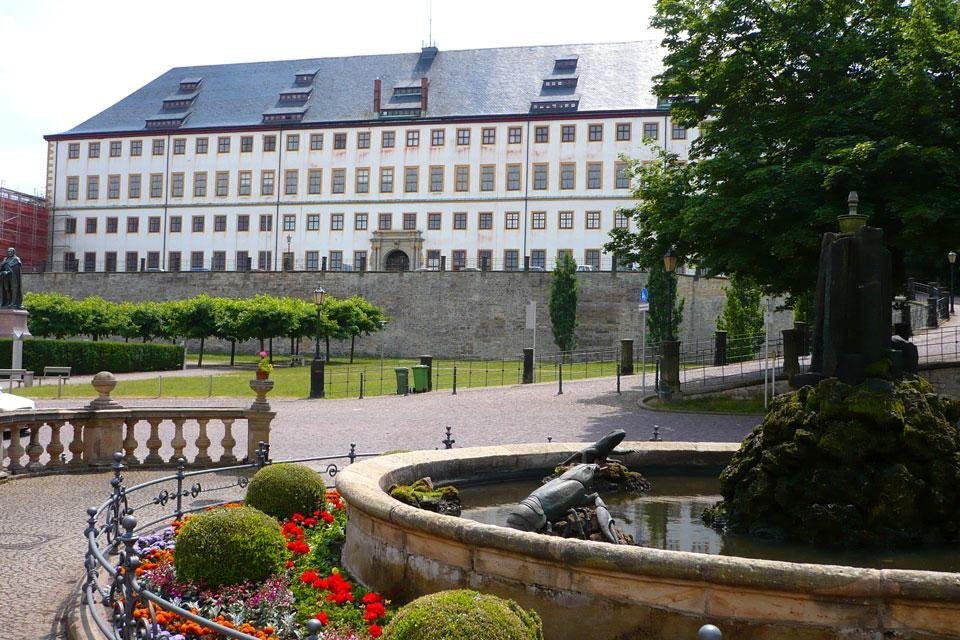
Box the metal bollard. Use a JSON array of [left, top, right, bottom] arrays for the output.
[[208, 374, 213, 398], [452, 366, 457, 395], [558, 363, 563, 395], [359, 371, 364, 399], [57, 376, 63, 399], [157, 375, 163, 398], [698, 624, 722, 640], [616, 364, 621, 394], [442, 426, 455, 449]]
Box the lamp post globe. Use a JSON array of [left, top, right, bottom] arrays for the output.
[[310, 286, 327, 399]]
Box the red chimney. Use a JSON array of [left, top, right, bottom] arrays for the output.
[[373, 78, 381, 114], [420, 77, 429, 114]]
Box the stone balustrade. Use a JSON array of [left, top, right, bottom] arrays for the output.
[[0, 373, 275, 474]]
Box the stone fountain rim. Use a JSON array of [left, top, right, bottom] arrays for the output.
[[336, 441, 960, 604]]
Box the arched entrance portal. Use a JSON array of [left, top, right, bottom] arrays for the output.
[[384, 250, 410, 272]]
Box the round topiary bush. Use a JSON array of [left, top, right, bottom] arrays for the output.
[[245, 462, 327, 521], [383, 589, 543, 640], [173, 506, 286, 587]]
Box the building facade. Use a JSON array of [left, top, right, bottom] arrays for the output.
[[0, 186, 49, 271], [45, 42, 696, 273]]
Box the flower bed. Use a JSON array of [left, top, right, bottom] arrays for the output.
[[130, 491, 392, 639]]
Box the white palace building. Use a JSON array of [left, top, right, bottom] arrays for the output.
[[44, 41, 696, 273]]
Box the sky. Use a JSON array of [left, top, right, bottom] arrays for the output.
[[0, 0, 661, 196]]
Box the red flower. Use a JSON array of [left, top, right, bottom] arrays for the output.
[[300, 570, 319, 584], [315, 612, 329, 626], [369, 624, 383, 637], [363, 602, 386, 620], [320, 511, 335, 524], [304, 517, 317, 528], [286, 560, 295, 569], [361, 592, 382, 604], [287, 540, 310, 555]]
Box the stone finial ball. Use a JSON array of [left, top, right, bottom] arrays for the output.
[[91, 371, 117, 392], [698, 624, 722, 640]]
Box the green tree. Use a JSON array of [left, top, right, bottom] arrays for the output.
[[235, 295, 298, 355], [549, 253, 578, 353], [127, 301, 171, 342], [170, 294, 219, 366], [717, 276, 764, 361], [645, 261, 685, 345], [23, 292, 83, 338], [328, 296, 387, 363], [76, 296, 124, 341], [213, 298, 249, 365]]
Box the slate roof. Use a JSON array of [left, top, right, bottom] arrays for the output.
[[52, 41, 667, 137]]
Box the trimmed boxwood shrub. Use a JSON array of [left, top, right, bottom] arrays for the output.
[[245, 463, 327, 521], [0, 338, 183, 374], [173, 505, 286, 587], [383, 589, 543, 640]]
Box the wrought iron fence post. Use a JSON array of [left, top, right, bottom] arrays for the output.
[[305, 619, 323, 640], [255, 441, 271, 468], [616, 362, 621, 394], [359, 371, 364, 399], [117, 515, 141, 640], [558, 363, 563, 395], [442, 426, 455, 449], [452, 366, 457, 395], [348, 443, 357, 464], [83, 506, 99, 605], [107, 452, 127, 548], [174, 457, 186, 522]]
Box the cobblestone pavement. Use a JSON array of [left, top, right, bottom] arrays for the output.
[[3, 375, 760, 640]]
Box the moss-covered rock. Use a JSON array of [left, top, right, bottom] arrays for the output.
[[547, 461, 651, 495], [388, 477, 461, 516], [174, 506, 286, 587], [706, 376, 960, 547], [244, 463, 326, 521], [383, 589, 543, 640]]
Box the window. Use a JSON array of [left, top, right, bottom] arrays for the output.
[[456, 128, 470, 145], [192, 215, 204, 232], [170, 173, 184, 197], [126, 252, 139, 272], [236, 251, 250, 271], [216, 216, 230, 233], [108, 175, 120, 199], [561, 125, 576, 142], [616, 123, 631, 141], [535, 126, 549, 143], [307, 214, 320, 230], [505, 211, 520, 229], [147, 252, 160, 270], [284, 169, 298, 195], [238, 171, 252, 195], [504, 250, 519, 271], [286, 134, 300, 151], [455, 165, 469, 192], [643, 122, 659, 140], [672, 122, 687, 139], [308, 169, 322, 194], [614, 211, 629, 229], [85, 217, 98, 233], [88, 142, 100, 158], [429, 166, 443, 192], [106, 217, 118, 233], [426, 250, 441, 269], [168, 252, 181, 272], [559, 211, 574, 229], [263, 135, 276, 152], [215, 171, 229, 197], [217, 136, 230, 153], [355, 168, 370, 193], [332, 168, 345, 194], [330, 213, 344, 230], [130, 140, 143, 156], [557, 249, 573, 264], [402, 212, 416, 230], [152, 139, 164, 155], [241, 136, 253, 152], [478, 212, 493, 230], [65, 218, 77, 234], [334, 132, 347, 149], [257, 251, 272, 270], [169, 216, 182, 232], [237, 215, 249, 232], [452, 250, 467, 271], [354, 212, 368, 230], [478, 250, 493, 271], [305, 251, 319, 271], [110, 141, 123, 157], [329, 251, 343, 271], [261, 170, 275, 195], [354, 251, 367, 272], [83, 252, 97, 272], [453, 212, 467, 230], [67, 176, 79, 200], [403, 167, 420, 193], [190, 252, 204, 270], [212, 252, 226, 271], [86, 176, 99, 199], [105, 252, 117, 272], [68, 143, 80, 159], [310, 133, 323, 150], [480, 165, 495, 191], [584, 249, 601, 269], [589, 124, 603, 141], [381, 131, 395, 148], [193, 172, 207, 197], [195, 137, 208, 154], [506, 164, 521, 191], [615, 162, 630, 189], [482, 128, 496, 144], [148, 173, 162, 198], [560, 163, 575, 190], [357, 131, 370, 149], [379, 167, 394, 193], [587, 162, 602, 189], [508, 127, 522, 144], [63, 252, 78, 272], [431, 129, 445, 146], [125, 174, 140, 199], [283, 214, 296, 231], [532, 163, 548, 191], [259, 215, 273, 232], [406, 130, 419, 147], [427, 212, 441, 230], [586, 211, 601, 229], [378, 213, 392, 230], [172, 138, 185, 155], [531, 211, 546, 230]]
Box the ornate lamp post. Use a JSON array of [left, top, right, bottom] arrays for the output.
[[310, 286, 326, 399], [662, 248, 678, 340], [949, 251, 956, 315]]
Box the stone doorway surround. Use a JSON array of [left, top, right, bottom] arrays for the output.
[[370, 230, 423, 271]]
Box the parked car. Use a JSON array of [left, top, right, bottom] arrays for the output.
[[527, 266, 546, 272], [576, 265, 598, 272]]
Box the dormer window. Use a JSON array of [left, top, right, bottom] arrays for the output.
[[542, 76, 578, 90], [393, 85, 423, 97], [146, 115, 186, 129], [279, 88, 312, 103], [295, 69, 319, 85], [163, 97, 195, 110], [179, 77, 202, 92], [554, 56, 579, 72], [530, 99, 580, 113]]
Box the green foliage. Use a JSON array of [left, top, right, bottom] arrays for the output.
[[0, 337, 183, 374], [328, 296, 388, 363], [644, 261, 684, 345], [383, 589, 543, 640], [236, 295, 299, 352], [549, 253, 578, 353], [169, 294, 219, 366], [245, 463, 327, 521], [717, 276, 764, 361], [76, 296, 125, 341], [173, 506, 286, 588], [23, 292, 83, 338]]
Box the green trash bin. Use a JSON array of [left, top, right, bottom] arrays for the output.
[[411, 365, 429, 393], [394, 367, 409, 395]]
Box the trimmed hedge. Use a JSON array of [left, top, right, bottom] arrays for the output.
[[0, 338, 184, 374], [245, 463, 327, 521], [383, 589, 544, 640]]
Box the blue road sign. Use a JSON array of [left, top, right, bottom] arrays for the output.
[[640, 287, 649, 303]]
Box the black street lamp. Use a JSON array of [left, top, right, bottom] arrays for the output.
[[949, 251, 957, 315], [663, 248, 677, 341], [310, 286, 327, 399]]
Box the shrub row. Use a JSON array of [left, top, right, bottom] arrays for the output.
[[0, 338, 184, 374]]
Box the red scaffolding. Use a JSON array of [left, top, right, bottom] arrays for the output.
[[0, 187, 48, 272]]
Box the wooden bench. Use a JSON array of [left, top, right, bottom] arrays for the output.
[[41, 366, 71, 385], [0, 369, 30, 388], [288, 355, 305, 367]]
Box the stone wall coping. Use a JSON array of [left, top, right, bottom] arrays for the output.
[[0, 406, 265, 425], [336, 442, 960, 604]]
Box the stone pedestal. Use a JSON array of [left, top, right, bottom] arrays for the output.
[[247, 379, 275, 461], [619, 339, 634, 376], [0, 309, 30, 369]]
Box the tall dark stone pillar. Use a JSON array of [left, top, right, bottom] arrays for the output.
[[793, 321, 809, 357], [659, 340, 681, 399], [522, 348, 534, 384], [714, 331, 727, 366], [619, 339, 634, 375], [782, 328, 800, 385]]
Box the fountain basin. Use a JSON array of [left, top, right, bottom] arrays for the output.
[[337, 443, 960, 640]]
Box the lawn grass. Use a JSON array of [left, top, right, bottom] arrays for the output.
[[646, 394, 768, 414]]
